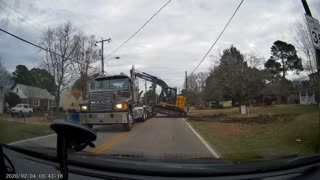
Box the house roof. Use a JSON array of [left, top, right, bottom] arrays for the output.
[[15, 84, 55, 99]]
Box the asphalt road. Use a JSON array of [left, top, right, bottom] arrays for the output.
[[11, 116, 220, 160]]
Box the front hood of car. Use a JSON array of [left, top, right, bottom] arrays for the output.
[[4, 144, 320, 177]]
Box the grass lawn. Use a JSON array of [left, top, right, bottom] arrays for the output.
[[32, 111, 69, 119], [0, 119, 52, 144], [188, 104, 319, 161]]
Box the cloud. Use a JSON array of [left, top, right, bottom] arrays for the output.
[[0, 0, 318, 89]]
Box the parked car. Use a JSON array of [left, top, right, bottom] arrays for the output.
[[11, 104, 33, 117]]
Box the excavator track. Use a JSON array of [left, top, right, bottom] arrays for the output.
[[152, 105, 187, 118]]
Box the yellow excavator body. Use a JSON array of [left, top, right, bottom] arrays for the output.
[[159, 95, 186, 110]]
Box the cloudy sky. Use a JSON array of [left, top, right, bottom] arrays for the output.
[[0, 0, 319, 90]]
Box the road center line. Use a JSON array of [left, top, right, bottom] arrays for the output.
[[90, 122, 146, 154], [183, 118, 221, 158], [91, 132, 129, 154]]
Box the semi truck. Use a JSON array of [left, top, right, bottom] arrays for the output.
[[79, 67, 153, 131], [79, 66, 186, 131]]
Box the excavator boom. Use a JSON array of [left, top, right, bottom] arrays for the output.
[[130, 66, 186, 117]]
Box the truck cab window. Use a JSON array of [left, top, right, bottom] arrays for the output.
[[110, 79, 129, 89], [95, 80, 110, 89]]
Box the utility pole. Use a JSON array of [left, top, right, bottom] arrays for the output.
[[300, 0, 320, 152], [144, 80, 147, 105], [0, 86, 3, 114], [185, 71, 189, 112], [95, 38, 111, 74], [301, 0, 320, 79], [152, 83, 157, 105]]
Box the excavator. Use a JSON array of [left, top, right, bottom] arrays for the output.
[[130, 67, 187, 117]]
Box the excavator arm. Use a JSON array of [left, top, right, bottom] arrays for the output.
[[130, 66, 186, 117], [133, 71, 168, 90]]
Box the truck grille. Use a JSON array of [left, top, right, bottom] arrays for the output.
[[89, 91, 113, 112]]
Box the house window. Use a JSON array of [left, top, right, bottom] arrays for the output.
[[33, 99, 40, 106], [49, 100, 55, 107]]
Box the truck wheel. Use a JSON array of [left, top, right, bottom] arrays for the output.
[[123, 113, 133, 131], [144, 112, 148, 121], [141, 111, 146, 122]]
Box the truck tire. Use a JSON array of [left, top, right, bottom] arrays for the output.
[[144, 111, 148, 121], [123, 113, 133, 131], [141, 111, 146, 122]]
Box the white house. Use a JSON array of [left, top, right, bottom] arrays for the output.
[[299, 90, 316, 105]]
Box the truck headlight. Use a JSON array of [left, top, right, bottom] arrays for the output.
[[115, 102, 128, 110], [80, 105, 88, 111]]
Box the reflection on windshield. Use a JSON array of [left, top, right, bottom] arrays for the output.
[[0, 0, 319, 168], [95, 79, 129, 89]]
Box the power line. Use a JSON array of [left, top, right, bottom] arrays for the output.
[[0, 1, 104, 72], [49, 1, 119, 54], [0, 0, 118, 55], [0, 0, 112, 46], [0, 27, 100, 71], [191, 0, 244, 74], [0, 0, 46, 32], [105, 0, 172, 58], [0, 5, 46, 33]]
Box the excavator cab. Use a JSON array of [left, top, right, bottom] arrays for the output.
[[159, 87, 186, 110], [160, 87, 177, 105]]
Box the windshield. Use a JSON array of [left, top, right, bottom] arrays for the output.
[[0, 0, 319, 172], [95, 78, 129, 89]]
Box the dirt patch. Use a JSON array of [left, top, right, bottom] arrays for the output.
[[189, 113, 297, 124], [212, 122, 253, 136]]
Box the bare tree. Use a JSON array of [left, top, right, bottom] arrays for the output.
[[244, 52, 265, 69], [184, 72, 208, 105], [71, 33, 99, 99], [41, 22, 79, 109], [209, 49, 223, 67], [293, 19, 316, 75], [0, 58, 13, 89]]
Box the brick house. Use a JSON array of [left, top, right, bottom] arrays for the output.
[[11, 84, 55, 111]]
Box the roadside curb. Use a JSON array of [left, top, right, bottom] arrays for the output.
[[183, 118, 222, 158]]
